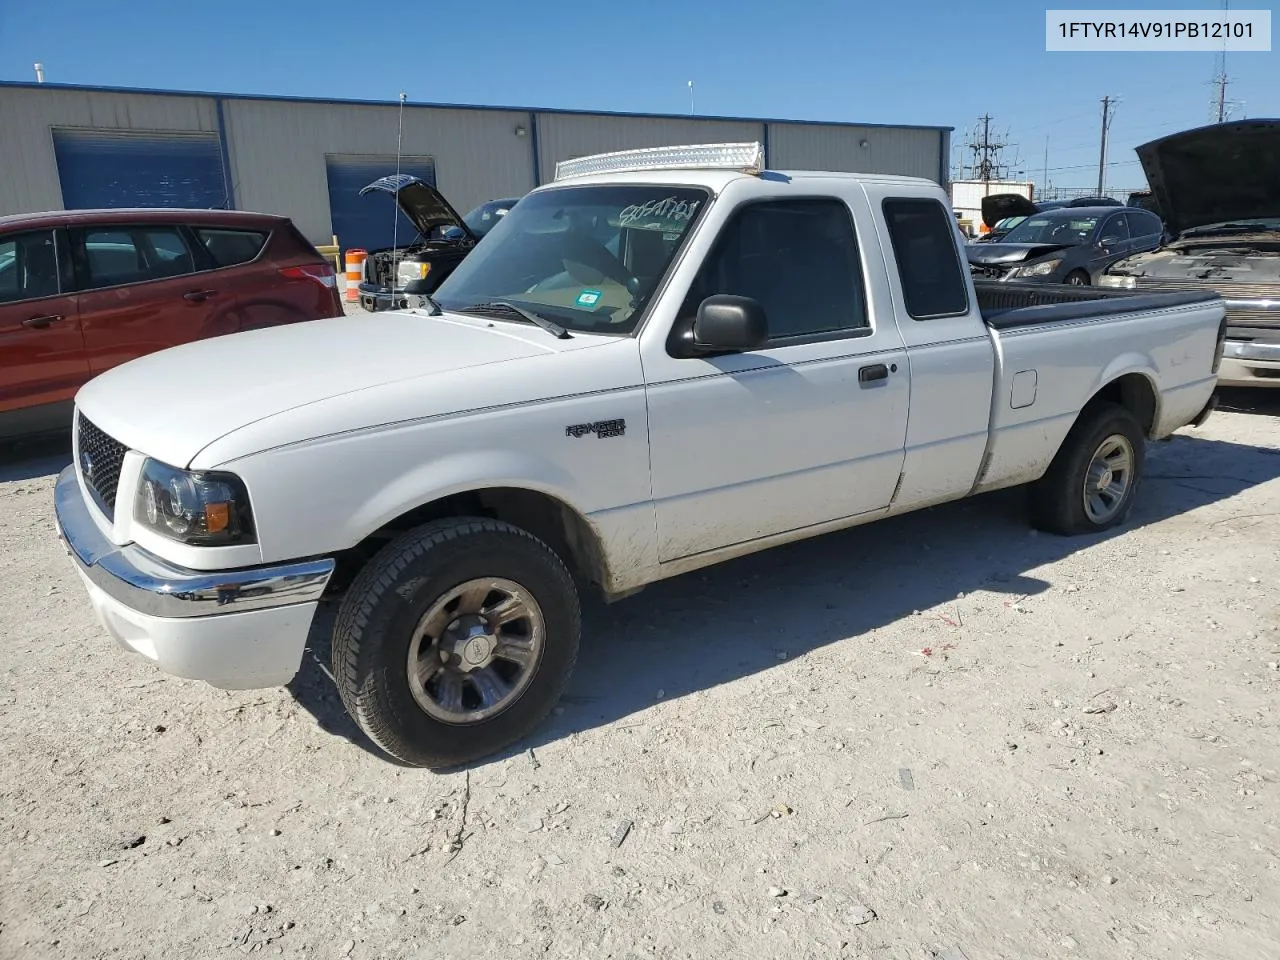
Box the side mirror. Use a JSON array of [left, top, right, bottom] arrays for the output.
[[1099, 236, 1120, 247], [692, 295, 769, 352], [442, 226, 466, 242]]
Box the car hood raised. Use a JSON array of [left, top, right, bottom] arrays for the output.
[[74, 312, 608, 468], [359, 175, 477, 243], [1136, 118, 1280, 236], [981, 193, 1038, 229], [966, 242, 1072, 265]]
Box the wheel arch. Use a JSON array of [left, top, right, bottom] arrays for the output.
[[331, 480, 613, 602], [1085, 368, 1159, 438]]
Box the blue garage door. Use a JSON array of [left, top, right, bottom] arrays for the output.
[[52, 128, 229, 210], [326, 154, 437, 253]]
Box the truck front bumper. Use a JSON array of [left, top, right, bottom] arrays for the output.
[[53, 466, 334, 690]]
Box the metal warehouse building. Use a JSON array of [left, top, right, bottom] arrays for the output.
[[0, 82, 951, 253]]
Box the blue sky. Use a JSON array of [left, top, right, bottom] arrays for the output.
[[1, 0, 1275, 190]]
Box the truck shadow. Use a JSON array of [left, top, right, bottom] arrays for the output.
[[0, 432, 72, 483], [288, 431, 1280, 767], [1216, 387, 1280, 418]]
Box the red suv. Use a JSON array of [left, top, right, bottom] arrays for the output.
[[1, 208, 342, 441]]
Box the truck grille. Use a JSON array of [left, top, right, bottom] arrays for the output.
[[1133, 277, 1280, 300], [76, 414, 128, 520], [1133, 277, 1279, 329]]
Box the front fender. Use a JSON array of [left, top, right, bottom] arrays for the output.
[[346, 447, 584, 546]]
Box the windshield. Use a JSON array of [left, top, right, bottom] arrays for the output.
[[462, 200, 517, 238], [434, 184, 710, 335], [1001, 212, 1100, 245]]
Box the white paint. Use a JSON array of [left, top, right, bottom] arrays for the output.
[[64, 166, 1225, 688], [1011, 370, 1038, 409]]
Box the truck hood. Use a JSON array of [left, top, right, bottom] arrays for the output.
[[359, 175, 477, 243], [74, 312, 606, 468], [966, 242, 1072, 265], [1137, 119, 1280, 236]]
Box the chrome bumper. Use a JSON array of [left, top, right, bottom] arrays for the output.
[[1223, 339, 1280, 364], [53, 466, 334, 619]]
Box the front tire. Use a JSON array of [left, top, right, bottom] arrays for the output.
[[1029, 402, 1144, 535], [332, 518, 581, 768], [1065, 270, 1090, 285]]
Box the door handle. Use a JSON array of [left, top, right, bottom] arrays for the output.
[[183, 289, 218, 302], [858, 363, 890, 383], [21, 314, 65, 329]]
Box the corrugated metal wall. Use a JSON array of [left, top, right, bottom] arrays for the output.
[[534, 114, 765, 185], [0, 85, 949, 248], [222, 99, 535, 243], [0, 87, 218, 215], [767, 123, 945, 181]]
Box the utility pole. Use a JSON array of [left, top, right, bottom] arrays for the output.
[[1042, 135, 1049, 199], [688, 80, 695, 116], [1097, 96, 1113, 195]]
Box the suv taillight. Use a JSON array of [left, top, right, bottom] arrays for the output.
[[279, 263, 337, 289]]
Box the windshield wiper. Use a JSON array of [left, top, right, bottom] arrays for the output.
[[461, 301, 572, 339]]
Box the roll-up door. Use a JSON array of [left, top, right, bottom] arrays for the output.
[[325, 154, 437, 253], [52, 129, 229, 210]]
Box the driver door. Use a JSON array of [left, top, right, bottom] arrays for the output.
[[1091, 213, 1131, 275]]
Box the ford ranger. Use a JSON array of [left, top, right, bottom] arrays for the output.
[[53, 142, 1225, 768]]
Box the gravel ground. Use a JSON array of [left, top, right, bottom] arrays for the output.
[[2, 390, 1279, 960]]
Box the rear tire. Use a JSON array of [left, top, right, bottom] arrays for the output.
[[1029, 402, 1144, 535], [332, 517, 581, 768]]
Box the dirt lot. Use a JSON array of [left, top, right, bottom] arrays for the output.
[[2, 391, 1279, 960]]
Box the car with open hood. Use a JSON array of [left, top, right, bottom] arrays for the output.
[[967, 197, 1164, 284], [355, 176, 521, 312], [1099, 119, 1280, 387], [972, 194, 1123, 244]]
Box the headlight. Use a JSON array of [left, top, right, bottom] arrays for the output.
[[396, 260, 430, 284], [133, 459, 256, 546], [1098, 274, 1137, 289], [1013, 258, 1063, 278]]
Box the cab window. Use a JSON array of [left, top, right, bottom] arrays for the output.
[[680, 198, 868, 342]]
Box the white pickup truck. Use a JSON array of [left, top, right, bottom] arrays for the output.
[[54, 143, 1225, 768]]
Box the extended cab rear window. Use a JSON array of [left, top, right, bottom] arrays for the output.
[[881, 198, 969, 320], [195, 228, 269, 267]]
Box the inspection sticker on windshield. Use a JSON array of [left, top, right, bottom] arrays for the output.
[[575, 288, 603, 309]]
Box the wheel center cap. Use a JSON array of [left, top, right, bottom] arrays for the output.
[[462, 634, 495, 667], [1097, 468, 1113, 491]]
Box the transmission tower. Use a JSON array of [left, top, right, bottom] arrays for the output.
[[1210, 0, 1244, 121], [963, 114, 1013, 183]]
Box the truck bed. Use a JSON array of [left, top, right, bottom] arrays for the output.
[[968, 279, 1224, 499], [976, 280, 1220, 329]]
